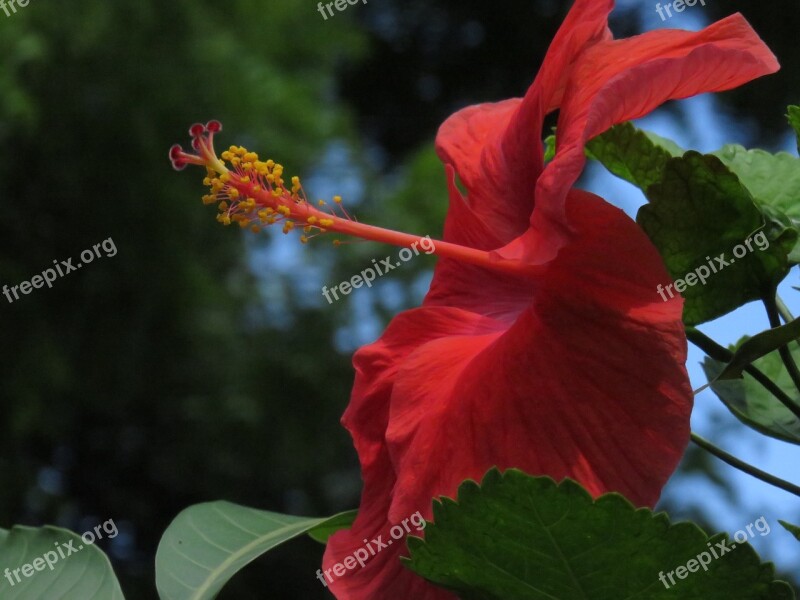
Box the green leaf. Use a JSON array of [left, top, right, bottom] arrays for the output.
[[406, 469, 794, 600], [637, 152, 796, 325], [544, 134, 556, 162], [788, 106, 800, 154], [714, 319, 800, 380], [308, 509, 358, 544], [779, 520, 800, 542], [585, 122, 683, 190], [711, 144, 800, 262], [0, 525, 124, 599], [155, 502, 355, 600], [702, 337, 800, 444]]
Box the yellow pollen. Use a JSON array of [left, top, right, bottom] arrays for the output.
[[219, 173, 231, 183], [319, 218, 334, 228], [333, 195, 342, 204]]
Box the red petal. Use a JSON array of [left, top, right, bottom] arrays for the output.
[[325, 189, 692, 599], [433, 0, 613, 245], [323, 308, 498, 600], [534, 13, 779, 230]]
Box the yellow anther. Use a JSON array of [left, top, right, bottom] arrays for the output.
[[300, 235, 309, 244], [252, 185, 262, 192], [229, 188, 240, 199], [277, 205, 291, 216], [238, 218, 251, 228], [319, 218, 334, 228], [307, 216, 318, 224], [221, 151, 233, 161], [218, 201, 228, 211], [220, 172, 231, 183], [333, 195, 342, 204], [240, 175, 250, 183], [230, 157, 241, 166], [251, 225, 261, 234], [303, 226, 313, 234], [266, 159, 275, 168], [231, 214, 245, 222], [318, 200, 326, 207], [244, 152, 259, 162], [282, 221, 295, 234], [202, 195, 217, 205], [266, 174, 275, 183], [203, 177, 212, 186]]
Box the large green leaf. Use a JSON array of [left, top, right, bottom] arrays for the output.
[[788, 106, 800, 154], [155, 502, 356, 600], [702, 339, 800, 445], [0, 525, 124, 599], [406, 469, 794, 600], [637, 152, 796, 325]]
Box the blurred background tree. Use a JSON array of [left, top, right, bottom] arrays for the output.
[[0, 0, 797, 598]]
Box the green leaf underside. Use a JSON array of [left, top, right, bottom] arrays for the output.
[[585, 122, 682, 190], [779, 521, 800, 542], [155, 501, 355, 600], [0, 525, 124, 599], [308, 509, 358, 544], [712, 144, 800, 262], [405, 469, 794, 600], [637, 152, 795, 325], [702, 336, 800, 444], [788, 106, 800, 154]]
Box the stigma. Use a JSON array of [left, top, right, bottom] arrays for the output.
[[169, 121, 351, 243]]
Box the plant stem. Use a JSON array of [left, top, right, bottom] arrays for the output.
[[776, 294, 795, 324], [691, 432, 800, 498], [686, 328, 800, 421], [763, 295, 800, 393]]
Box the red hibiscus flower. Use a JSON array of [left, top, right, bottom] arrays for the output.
[[319, 1, 779, 598]]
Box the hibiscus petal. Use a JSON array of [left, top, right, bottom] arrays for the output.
[[535, 13, 780, 230], [323, 308, 500, 600], [434, 0, 614, 244], [326, 189, 692, 599]]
